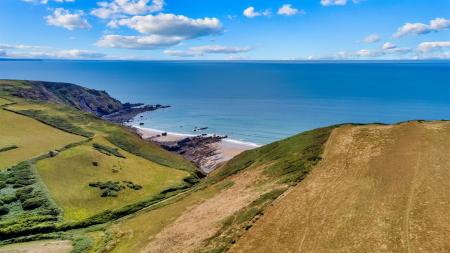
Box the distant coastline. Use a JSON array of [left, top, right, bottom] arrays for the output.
[[133, 126, 261, 148]]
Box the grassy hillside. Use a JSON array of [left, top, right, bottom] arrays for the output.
[[0, 109, 85, 169], [90, 126, 335, 253], [208, 125, 335, 185], [231, 122, 450, 252], [37, 136, 190, 222], [0, 80, 199, 245]]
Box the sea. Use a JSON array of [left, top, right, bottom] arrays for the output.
[[1, 60, 450, 145]]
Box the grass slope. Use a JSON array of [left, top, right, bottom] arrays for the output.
[[232, 122, 450, 252], [6, 102, 196, 174], [0, 109, 85, 169], [208, 125, 335, 185], [37, 136, 190, 222], [96, 126, 335, 253], [0, 80, 199, 244]]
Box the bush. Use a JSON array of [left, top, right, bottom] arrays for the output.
[[0, 206, 9, 216], [101, 190, 118, 197], [0, 194, 17, 204], [92, 143, 125, 158], [0, 145, 18, 153], [22, 197, 45, 210], [0, 181, 6, 189], [15, 186, 34, 201]]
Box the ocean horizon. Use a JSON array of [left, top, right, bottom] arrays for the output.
[[1, 60, 450, 144]]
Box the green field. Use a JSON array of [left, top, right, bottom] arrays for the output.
[[7, 102, 197, 174], [0, 97, 11, 106], [37, 136, 191, 221], [0, 109, 85, 169]]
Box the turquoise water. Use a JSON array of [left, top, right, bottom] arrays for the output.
[[1, 60, 450, 144]]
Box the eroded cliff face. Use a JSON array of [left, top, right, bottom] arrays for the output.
[[2, 80, 168, 122]]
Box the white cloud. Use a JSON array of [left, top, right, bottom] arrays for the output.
[[22, 0, 48, 3], [0, 43, 51, 50], [320, 0, 361, 6], [110, 14, 222, 38], [0, 43, 105, 59], [382, 42, 396, 50], [418, 41, 450, 52], [100, 13, 223, 49], [164, 45, 252, 57], [278, 4, 303, 16], [46, 8, 91, 30], [394, 17, 450, 38], [96, 34, 183, 49], [23, 0, 75, 4], [320, 0, 347, 6], [362, 34, 380, 43], [243, 6, 271, 18], [91, 0, 164, 19]]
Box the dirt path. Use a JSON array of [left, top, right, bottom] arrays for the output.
[[141, 167, 273, 253], [0, 240, 72, 253], [231, 122, 450, 253]]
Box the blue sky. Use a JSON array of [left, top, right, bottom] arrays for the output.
[[0, 0, 449, 60]]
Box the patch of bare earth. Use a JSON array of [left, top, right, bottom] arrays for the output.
[[141, 166, 274, 253], [231, 122, 450, 253], [0, 240, 73, 253]]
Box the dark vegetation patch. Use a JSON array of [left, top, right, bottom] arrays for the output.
[[0, 162, 61, 240], [88, 180, 142, 198], [0, 145, 18, 153], [92, 143, 125, 158], [58, 177, 198, 232]]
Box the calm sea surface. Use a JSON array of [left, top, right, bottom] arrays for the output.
[[1, 60, 450, 144]]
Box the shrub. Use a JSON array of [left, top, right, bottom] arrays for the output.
[[22, 197, 45, 210], [101, 190, 118, 197], [0, 145, 18, 153], [0, 194, 17, 204], [15, 186, 34, 201], [0, 181, 6, 189], [92, 143, 125, 158], [0, 206, 9, 216]]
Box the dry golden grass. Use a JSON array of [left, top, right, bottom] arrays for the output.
[[0, 109, 85, 169], [232, 122, 450, 253], [0, 240, 73, 253]]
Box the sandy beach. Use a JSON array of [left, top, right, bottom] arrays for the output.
[[134, 127, 258, 173]]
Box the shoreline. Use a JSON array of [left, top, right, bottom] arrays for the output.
[[133, 126, 261, 148], [133, 126, 259, 173]]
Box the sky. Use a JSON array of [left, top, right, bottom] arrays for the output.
[[0, 0, 449, 60]]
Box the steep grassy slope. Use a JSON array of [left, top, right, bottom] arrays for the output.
[[0, 109, 85, 169], [91, 126, 335, 253], [0, 80, 198, 244], [37, 136, 190, 222], [231, 121, 450, 253], [208, 125, 334, 185], [6, 102, 196, 174]]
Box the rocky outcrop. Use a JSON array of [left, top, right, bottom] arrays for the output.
[[6, 80, 168, 123], [160, 135, 227, 173]]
